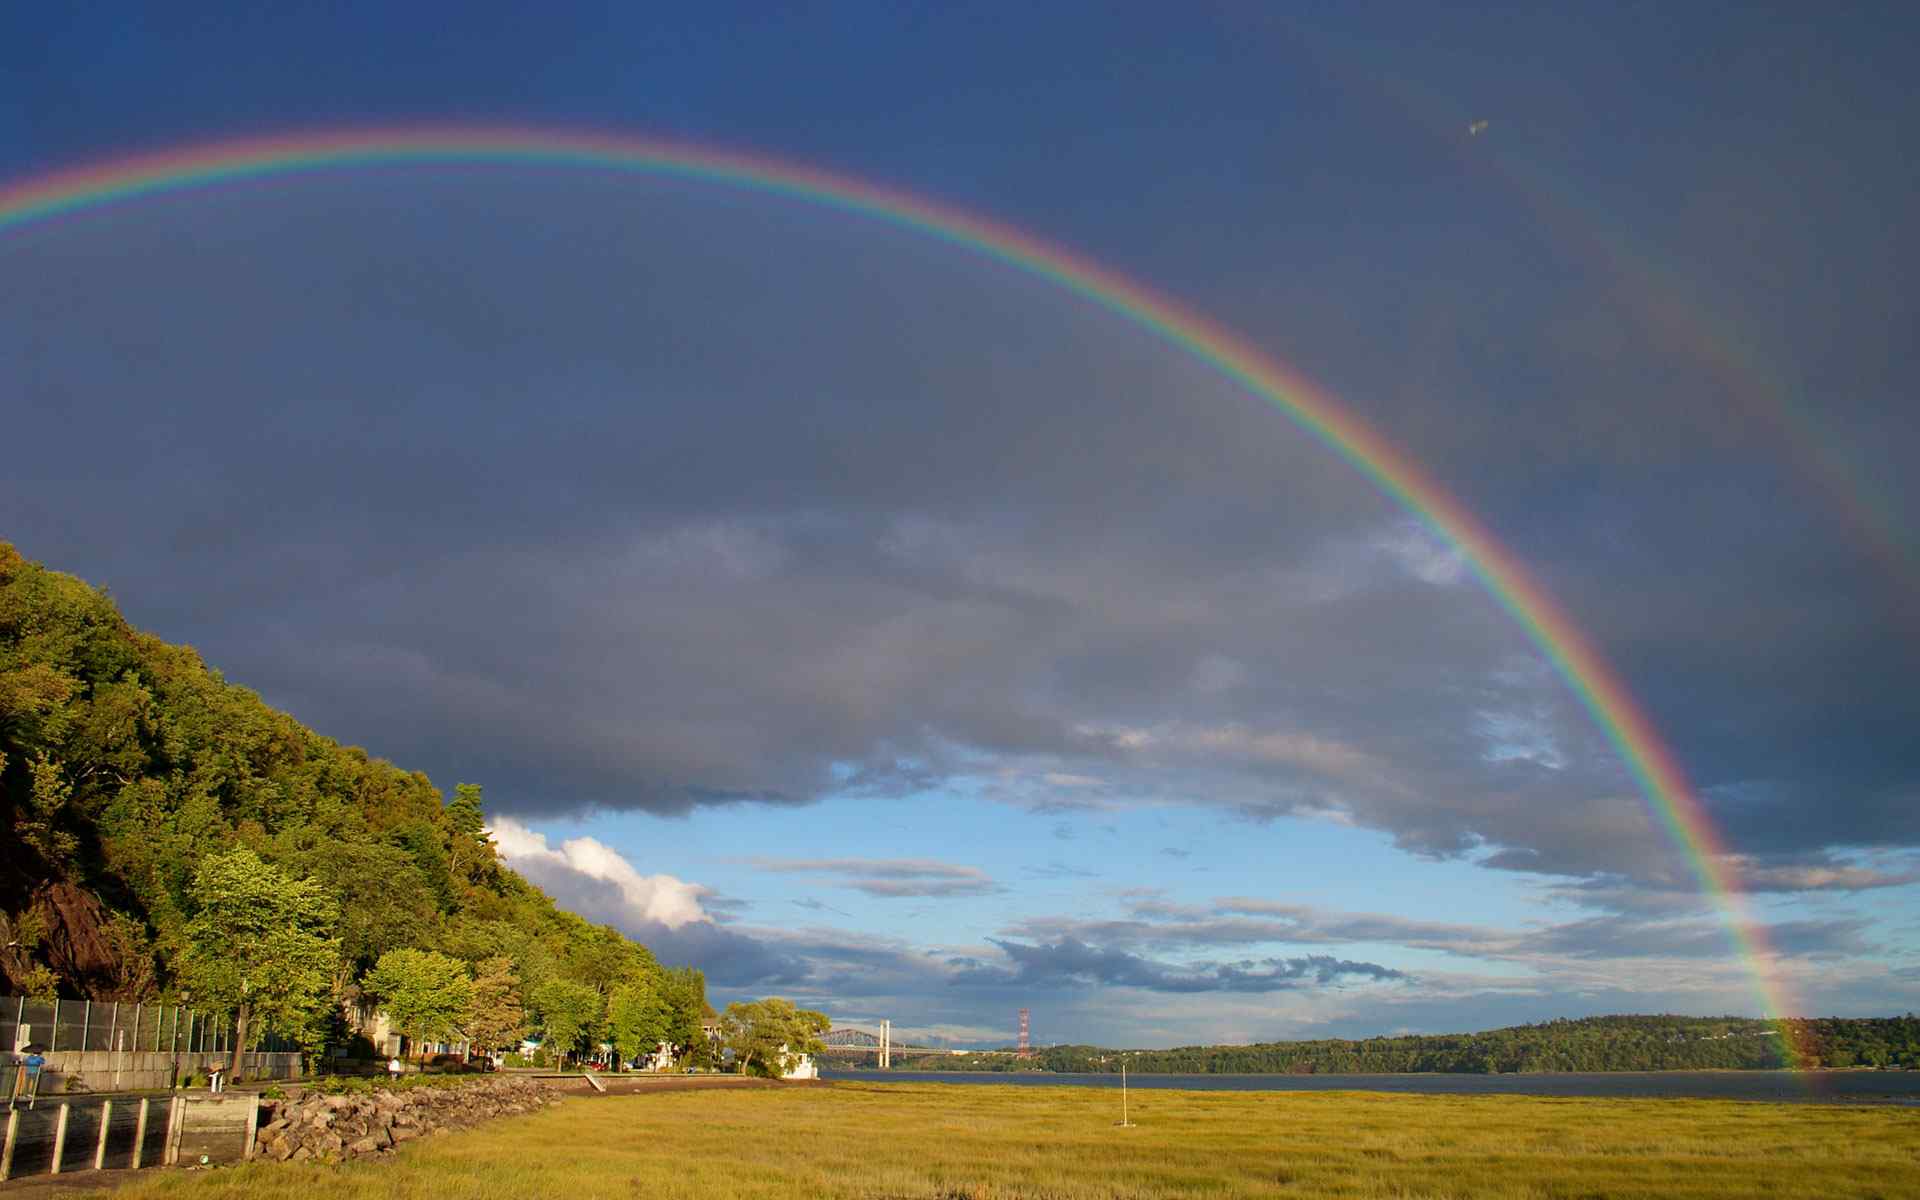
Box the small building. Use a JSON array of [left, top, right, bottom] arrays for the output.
[[777, 1045, 817, 1080]]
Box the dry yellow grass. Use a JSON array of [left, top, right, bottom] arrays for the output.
[[78, 1081, 1920, 1199]]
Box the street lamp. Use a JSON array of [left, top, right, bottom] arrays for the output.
[[170, 991, 190, 1090]]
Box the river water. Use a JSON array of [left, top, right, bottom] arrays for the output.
[[822, 1067, 1920, 1104]]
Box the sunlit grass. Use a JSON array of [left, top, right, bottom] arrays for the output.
[[83, 1082, 1920, 1199]]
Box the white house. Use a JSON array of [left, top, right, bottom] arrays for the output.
[[643, 1041, 676, 1072], [777, 1045, 817, 1080]]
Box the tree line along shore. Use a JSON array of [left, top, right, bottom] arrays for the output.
[[893, 1013, 1920, 1075]]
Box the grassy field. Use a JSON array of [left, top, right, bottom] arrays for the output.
[[79, 1081, 1920, 1200]]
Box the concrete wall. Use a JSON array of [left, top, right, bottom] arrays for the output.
[[35, 1049, 302, 1093]]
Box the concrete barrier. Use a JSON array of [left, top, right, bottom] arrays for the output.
[[35, 1049, 301, 1093]]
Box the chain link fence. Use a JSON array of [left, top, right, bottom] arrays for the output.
[[2, 996, 298, 1057]]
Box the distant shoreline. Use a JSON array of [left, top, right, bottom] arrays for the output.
[[820, 1066, 1920, 1104]]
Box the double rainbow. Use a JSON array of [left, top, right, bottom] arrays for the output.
[[0, 127, 1807, 1060]]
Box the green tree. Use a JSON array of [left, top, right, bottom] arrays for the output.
[[20, 753, 78, 861], [283, 837, 436, 975], [464, 955, 527, 1053], [445, 782, 492, 882], [531, 977, 602, 1066], [662, 966, 708, 1059], [721, 997, 829, 1078], [366, 948, 475, 1055], [606, 973, 668, 1069], [177, 847, 340, 1080]]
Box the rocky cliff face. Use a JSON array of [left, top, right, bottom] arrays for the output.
[[2, 880, 152, 999], [254, 1077, 559, 1163]]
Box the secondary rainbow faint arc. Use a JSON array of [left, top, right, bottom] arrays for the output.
[[0, 127, 1808, 1058]]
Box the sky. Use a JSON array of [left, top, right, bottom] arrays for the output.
[[3, 2, 1917, 1049]]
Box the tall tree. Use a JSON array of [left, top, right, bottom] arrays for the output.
[[282, 836, 436, 975], [177, 847, 339, 1080], [531, 977, 602, 1066], [721, 997, 829, 1079], [444, 782, 491, 882], [366, 948, 474, 1055], [463, 955, 527, 1053], [662, 966, 708, 1059], [606, 972, 667, 1069]]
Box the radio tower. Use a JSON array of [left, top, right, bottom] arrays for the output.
[[1017, 1008, 1031, 1058]]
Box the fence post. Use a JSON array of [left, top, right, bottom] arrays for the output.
[[49, 997, 58, 1053], [131, 1097, 149, 1169], [95, 1099, 113, 1170], [80, 1001, 90, 1056], [244, 1094, 260, 1159], [50, 1101, 70, 1174], [1, 1107, 18, 1180], [165, 1096, 183, 1165]]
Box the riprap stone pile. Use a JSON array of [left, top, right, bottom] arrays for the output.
[[253, 1077, 559, 1163]]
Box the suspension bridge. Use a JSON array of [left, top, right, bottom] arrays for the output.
[[817, 1024, 987, 1068]]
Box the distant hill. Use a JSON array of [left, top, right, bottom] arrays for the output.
[[899, 1013, 1920, 1073], [0, 541, 671, 1010]]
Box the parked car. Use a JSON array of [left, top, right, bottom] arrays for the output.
[[426, 1053, 487, 1073]]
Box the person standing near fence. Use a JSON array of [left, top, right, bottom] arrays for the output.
[[19, 1046, 45, 1107]]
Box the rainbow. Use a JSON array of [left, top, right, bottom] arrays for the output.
[[0, 127, 1811, 1063], [1348, 59, 1920, 613]]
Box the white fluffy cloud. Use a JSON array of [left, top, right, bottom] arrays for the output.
[[488, 816, 712, 929]]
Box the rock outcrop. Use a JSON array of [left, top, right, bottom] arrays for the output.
[[253, 1077, 558, 1164]]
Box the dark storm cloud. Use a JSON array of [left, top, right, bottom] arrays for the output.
[[2, 158, 1914, 896], [961, 938, 1407, 994], [1022, 862, 1099, 881], [1546, 858, 1920, 918], [749, 857, 1004, 898], [1004, 895, 1875, 965], [791, 898, 851, 918], [1531, 916, 1872, 962]]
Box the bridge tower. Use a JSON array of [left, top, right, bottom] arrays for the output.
[[881, 1019, 891, 1069], [1017, 1008, 1031, 1058]]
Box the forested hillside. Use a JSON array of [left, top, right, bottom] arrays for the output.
[[0, 542, 701, 1062], [903, 1014, 1920, 1074]]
